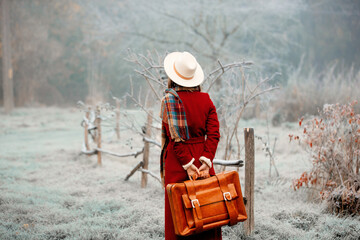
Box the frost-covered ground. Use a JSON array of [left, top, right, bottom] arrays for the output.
[[0, 107, 359, 240]]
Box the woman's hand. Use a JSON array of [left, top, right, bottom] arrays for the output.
[[199, 163, 210, 178], [186, 164, 200, 180]]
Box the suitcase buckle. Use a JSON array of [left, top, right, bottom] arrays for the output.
[[191, 199, 200, 208], [223, 192, 232, 201]]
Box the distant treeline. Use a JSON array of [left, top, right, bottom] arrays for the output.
[[0, 0, 359, 106]]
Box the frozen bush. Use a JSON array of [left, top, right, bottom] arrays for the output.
[[291, 101, 360, 215]]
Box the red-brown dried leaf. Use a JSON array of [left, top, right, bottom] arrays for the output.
[[299, 117, 304, 127]]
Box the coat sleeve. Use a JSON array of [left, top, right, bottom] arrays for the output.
[[200, 94, 220, 164], [163, 121, 194, 167]]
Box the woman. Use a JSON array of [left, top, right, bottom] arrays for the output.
[[160, 52, 221, 240]]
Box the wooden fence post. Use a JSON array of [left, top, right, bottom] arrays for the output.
[[244, 127, 255, 235], [96, 105, 102, 166], [1, 0, 14, 114], [141, 111, 152, 188], [125, 161, 144, 181], [84, 109, 90, 152], [115, 98, 120, 140]]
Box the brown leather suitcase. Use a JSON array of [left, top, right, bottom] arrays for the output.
[[166, 170, 247, 236]]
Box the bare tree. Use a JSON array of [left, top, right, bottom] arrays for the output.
[[216, 68, 280, 171], [1, 0, 14, 113], [128, 10, 240, 64], [127, 50, 279, 168]]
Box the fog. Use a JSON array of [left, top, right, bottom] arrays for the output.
[[1, 1, 360, 239], [1, 0, 359, 107]]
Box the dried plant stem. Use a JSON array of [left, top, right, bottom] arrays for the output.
[[206, 61, 253, 92], [223, 69, 279, 162], [126, 92, 161, 125], [331, 150, 345, 187]]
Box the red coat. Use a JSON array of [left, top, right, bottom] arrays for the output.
[[163, 90, 222, 240]]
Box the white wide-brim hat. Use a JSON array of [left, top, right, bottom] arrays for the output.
[[164, 52, 204, 87]]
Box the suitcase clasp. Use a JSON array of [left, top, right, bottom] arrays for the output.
[[223, 192, 232, 201], [191, 199, 200, 208]]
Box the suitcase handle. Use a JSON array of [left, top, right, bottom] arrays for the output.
[[189, 171, 210, 181]]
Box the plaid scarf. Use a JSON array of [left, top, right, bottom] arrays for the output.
[[159, 85, 200, 186]]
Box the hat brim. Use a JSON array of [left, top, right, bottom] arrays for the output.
[[164, 52, 204, 87]]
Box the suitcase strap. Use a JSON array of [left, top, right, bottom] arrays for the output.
[[184, 180, 203, 233], [216, 173, 238, 226]]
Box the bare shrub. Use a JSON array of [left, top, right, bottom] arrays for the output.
[[291, 101, 360, 215], [126, 50, 279, 166]]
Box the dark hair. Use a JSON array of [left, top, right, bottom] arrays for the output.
[[167, 78, 179, 89], [167, 78, 202, 91]]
